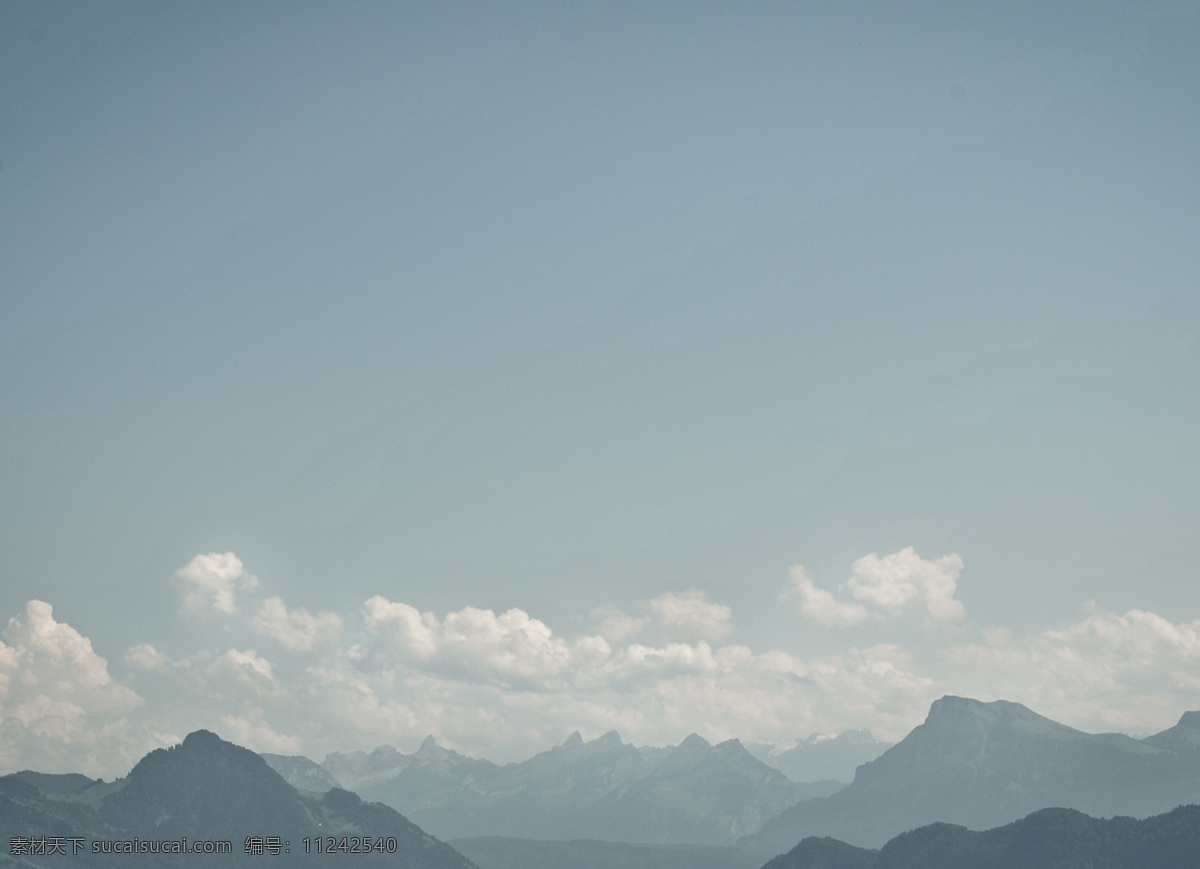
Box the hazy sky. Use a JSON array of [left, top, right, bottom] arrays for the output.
[[2, 1, 1198, 777]]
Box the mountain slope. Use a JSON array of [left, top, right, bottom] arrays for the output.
[[0, 730, 475, 868], [742, 696, 1200, 852], [762, 804, 1200, 869]]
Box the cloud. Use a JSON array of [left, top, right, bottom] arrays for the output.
[[208, 648, 280, 698], [786, 548, 965, 626], [175, 552, 257, 615], [0, 601, 143, 775], [591, 607, 650, 642], [942, 604, 1200, 733], [252, 597, 342, 651], [785, 565, 870, 627], [363, 596, 438, 658], [846, 548, 965, 622], [649, 590, 733, 640], [365, 597, 582, 687], [217, 710, 302, 755], [12, 549, 1200, 777], [125, 643, 171, 671]]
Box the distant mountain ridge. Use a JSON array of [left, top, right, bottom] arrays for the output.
[[741, 695, 1200, 852], [273, 730, 840, 845], [763, 804, 1200, 869]]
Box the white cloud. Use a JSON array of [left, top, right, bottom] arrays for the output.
[[591, 607, 650, 642], [785, 565, 870, 627], [252, 597, 342, 651], [209, 648, 280, 698], [175, 552, 257, 615], [785, 548, 965, 626], [0, 601, 143, 775], [364, 596, 438, 658], [649, 590, 733, 640], [942, 605, 1200, 733], [125, 643, 171, 671], [846, 547, 965, 623], [12, 548, 1200, 778], [217, 710, 302, 755]]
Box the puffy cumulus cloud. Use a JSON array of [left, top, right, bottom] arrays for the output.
[[175, 552, 256, 615], [252, 597, 342, 652], [364, 597, 590, 688], [649, 590, 733, 641], [363, 596, 438, 658], [785, 548, 965, 626], [0, 601, 144, 776], [785, 565, 870, 627], [942, 605, 1200, 733], [846, 548, 965, 623]]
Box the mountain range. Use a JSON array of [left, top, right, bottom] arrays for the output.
[[5, 696, 1200, 868], [741, 695, 1200, 852], [0, 730, 474, 868], [286, 730, 842, 845]]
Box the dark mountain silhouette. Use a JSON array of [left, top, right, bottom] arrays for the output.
[[0, 730, 475, 868], [764, 804, 1200, 869], [3, 771, 100, 796], [741, 696, 1200, 852], [312, 730, 835, 845], [450, 836, 764, 869]]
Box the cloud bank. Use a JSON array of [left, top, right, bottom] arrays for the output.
[[2, 550, 1198, 776], [786, 547, 965, 626]]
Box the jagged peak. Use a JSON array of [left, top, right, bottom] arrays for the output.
[[589, 729, 623, 747], [561, 730, 584, 749], [418, 735, 440, 754], [673, 733, 712, 754]]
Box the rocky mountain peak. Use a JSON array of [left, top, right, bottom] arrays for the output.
[[1143, 710, 1200, 751]]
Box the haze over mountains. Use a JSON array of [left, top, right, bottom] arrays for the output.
[[744, 731, 893, 784], [744, 696, 1200, 851], [5, 696, 1200, 869], [271, 730, 847, 845]]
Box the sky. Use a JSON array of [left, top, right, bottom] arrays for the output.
[[1, 0, 1198, 778]]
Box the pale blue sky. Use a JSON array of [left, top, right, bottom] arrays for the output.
[[1, 1, 1197, 774]]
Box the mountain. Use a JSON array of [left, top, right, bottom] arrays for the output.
[[745, 730, 893, 783], [260, 752, 343, 792], [0, 730, 475, 868], [319, 730, 833, 845], [763, 804, 1200, 869], [741, 696, 1200, 853], [450, 836, 764, 869], [1142, 710, 1200, 753], [2, 771, 101, 796]]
